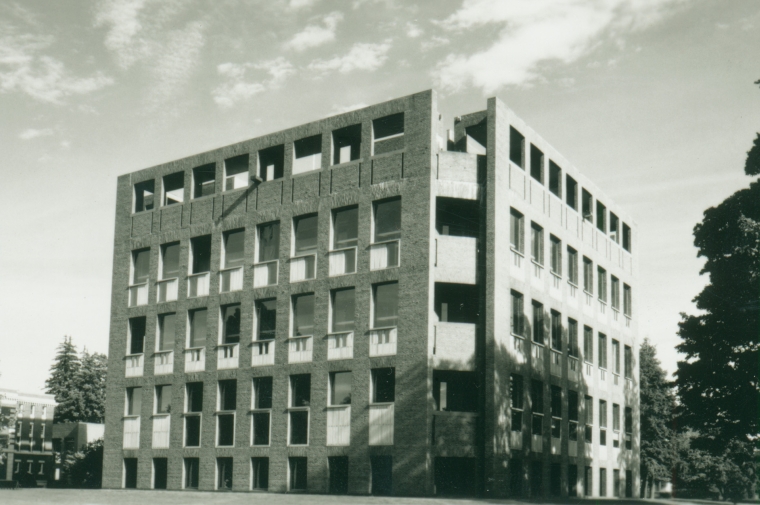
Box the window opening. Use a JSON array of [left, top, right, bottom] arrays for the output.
[[293, 134, 322, 175], [332, 124, 361, 164], [224, 154, 249, 191]]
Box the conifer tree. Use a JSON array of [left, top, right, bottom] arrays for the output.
[[46, 336, 82, 422], [77, 350, 107, 423]]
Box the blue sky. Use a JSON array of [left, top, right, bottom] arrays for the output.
[[0, 0, 758, 394]]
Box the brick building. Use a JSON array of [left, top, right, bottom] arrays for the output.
[[103, 90, 639, 497]]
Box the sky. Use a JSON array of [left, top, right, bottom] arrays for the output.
[[0, 0, 758, 395]]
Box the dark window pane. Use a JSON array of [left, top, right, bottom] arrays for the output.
[[257, 299, 277, 340], [186, 383, 203, 412], [129, 317, 146, 354], [191, 235, 211, 273], [218, 380, 237, 411], [253, 377, 273, 409], [333, 207, 358, 248], [258, 222, 280, 262], [374, 199, 401, 242], [189, 309, 207, 348], [332, 289, 355, 332], [252, 412, 270, 445], [224, 230, 245, 267], [330, 372, 352, 405], [372, 368, 395, 403], [289, 411, 309, 445], [374, 283, 398, 328], [293, 294, 315, 336], [217, 414, 235, 446], [291, 374, 311, 407], [185, 416, 201, 447], [193, 164, 215, 198], [294, 214, 318, 254], [161, 243, 180, 278]]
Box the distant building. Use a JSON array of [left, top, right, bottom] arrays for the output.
[[103, 90, 639, 498], [0, 388, 57, 486]]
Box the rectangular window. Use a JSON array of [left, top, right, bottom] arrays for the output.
[[331, 288, 355, 333], [549, 161, 561, 197], [623, 284, 632, 317], [222, 229, 245, 268], [612, 340, 620, 375], [584, 466, 592, 497], [217, 457, 233, 490], [252, 377, 272, 446], [610, 213, 620, 243], [255, 299, 277, 340], [128, 317, 146, 355], [600, 468, 607, 497], [332, 124, 361, 164], [531, 223, 544, 265], [193, 163, 215, 198], [625, 407, 633, 449], [373, 198, 401, 242], [162, 172, 184, 206], [160, 242, 180, 280], [568, 319, 579, 357], [131, 248, 150, 285], [124, 458, 138, 489], [569, 390, 579, 422], [567, 247, 578, 285], [596, 201, 606, 232], [372, 368, 395, 403], [185, 457, 200, 489], [532, 301, 544, 345], [613, 404, 620, 431], [293, 214, 318, 255], [126, 387, 141, 416], [218, 380, 237, 411], [623, 223, 632, 252], [511, 374, 523, 432], [185, 383, 203, 447], [292, 293, 315, 337], [566, 175, 578, 210], [372, 112, 404, 155], [289, 457, 308, 490], [220, 304, 241, 344], [258, 144, 284, 181], [217, 380, 236, 447], [584, 395, 593, 444], [613, 469, 620, 498], [550, 236, 561, 275], [293, 134, 322, 175], [188, 309, 207, 348], [598, 333, 607, 369], [583, 257, 593, 294], [598, 267, 607, 302], [582, 188, 593, 222], [251, 458, 269, 490], [155, 385, 171, 414], [550, 310, 562, 351], [373, 283, 398, 328], [329, 371, 352, 405], [583, 326, 593, 363], [332, 206, 358, 249], [433, 370, 478, 412], [550, 385, 562, 439], [531, 380, 543, 436], [190, 235, 211, 274], [186, 382, 203, 412], [510, 208, 525, 253], [611, 276, 620, 310], [530, 144, 543, 183], [224, 154, 249, 191], [257, 221, 280, 262], [134, 180, 155, 212], [289, 374, 310, 445], [624, 346, 632, 379], [511, 290, 525, 336], [509, 126, 525, 168], [600, 399, 607, 446]]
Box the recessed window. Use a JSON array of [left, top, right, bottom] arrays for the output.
[[568, 319, 579, 358], [155, 385, 171, 414], [372, 113, 404, 155], [128, 317, 146, 355], [184, 458, 199, 489], [289, 457, 307, 490], [371, 368, 395, 403], [596, 200, 606, 232], [289, 374, 310, 445], [184, 383, 203, 447], [131, 248, 150, 285], [623, 223, 632, 252], [567, 247, 578, 285], [125, 387, 141, 416], [331, 288, 355, 333], [531, 380, 543, 436], [550, 236, 561, 275], [332, 124, 362, 165], [162, 172, 184, 206], [583, 326, 593, 363], [611, 276, 620, 310], [222, 229, 245, 269], [293, 214, 318, 255], [582, 188, 593, 222], [569, 391, 579, 443], [258, 145, 284, 181], [510, 373, 523, 432], [220, 304, 241, 345], [566, 175, 578, 210], [510, 208, 524, 253], [189, 235, 211, 274], [251, 458, 269, 490], [551, 385, 562, 438], [329, 371, 352, 406], [157, 313, 175, 352], [610, 213, 620, 243], [598, 267, 607, 302], [598, 333, 607, 369], [373, 283, 398, 328], [624, 345, 632, 379], [256, 299, 277, 340], [154, 459, 169, 489], [293, 134, 322, 175], [623, 284, 632, 317], [217, 457, 233, 490], [124, 458, 138, 489], [134, 180, 155, 213], [373, 198, 401, 243], [612, 339, 621, 375], [530, 144, 543, 183], [193, 163, 215, 198], [217, 380, 236, 447], [583, 257, 593, 294], [436, 197, 480, 237], [292, 293, 315, 337], [532, 301, 544, 345], [160, 242, 180, 280], [549, 161, 562, 197], [224, 154, 249, 191], [433, 370, 478, 412], [332, 206, 358, 249], [257, 221, 280, 262], [531, 223, 544, 266], [252, 377, 272, 446], [550, 310, 562, 351], [511, 290, 525, 336], [188, 308, 207, 348], [509, 127, 525, 168]]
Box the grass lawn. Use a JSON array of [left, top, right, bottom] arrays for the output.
[[0, 488, 715, 505]]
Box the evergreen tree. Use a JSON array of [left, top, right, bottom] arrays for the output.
[[639, 339, 676, 498], [77, 350, 107, 423], [45, 336, 82, 422]]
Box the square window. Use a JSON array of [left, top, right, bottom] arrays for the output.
[[193, 164, 215, 198], [293, 135, 322, 175], [162, 172, 184, 206], [332, 124, 361, 164], [134, 180, 155, 213], [224, 154, 249, 191], [258, 145, 284, 181]]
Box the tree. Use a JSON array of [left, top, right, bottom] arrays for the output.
[[46, 336, 82, 423], [61, 439, 103, 488], [639, 339, 676, 498], [77, 350, 107, 423]]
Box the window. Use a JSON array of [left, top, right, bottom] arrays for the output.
[[124, 458, 138, 489], [373, 283, 398, 328], [550, 236, 561, 275], [530, 144, 543, 183], [600, 468, 607, 497], [128, 317, 146, 355], [255, 299, 277, 340], [331, 288, 355, 333], [612, 340, 620, 375], [293, 134, 322, 174], [289, 374, 310, 445], [373, 198, 401, 243], [162, 172, 184, 206], [623, 284, 632, 317], [613, 469, 621, 498], [220, 304, 241, 344], [185, 383, 203, 447], [289, 457, 308, 491], [566, 175, 577, 210], [125, 387, 141, 416], [433, 370, 477, 412], [598, 267, 607, 302], [510, 208, 524, 253], [332, 206, 358, 249], [131, 248, 150, 285], [160, 242, 180, 280], [434, 283, 478, 324], [550, 385, 562, 438], [598, 333, 607, 369], [134, 180, 155, 212], [624, 345, 632, 379], [596, 201, 606, 232], [293, 214, 318, 255], [372, 368, 395, 403], [219, 380, 237, 410], [217, 380, 236, 447], [613, 404, 620, 431], [568, 390, 578, 441], [258, 144, 284, 181], [611, 276, 620, 310], [550, 310, 561, 351], [623, 223, 632, 252], [510, 374, 523, 432], [155, 385, 171, 414], [567, 247, 578, 285], [332, 124, 361, 164], [568, 465, 578, 497], [625, 407, 633, 449], [583, 257, 593, 294], [582, 188, 593, 222], [584, 395, 593, 443], [436, 197, 480, 237], [583, 326, 593, 363], [184, 458, 199, 489], [509, 126, 525, 168], [530, 223, 544, 265], [599, 399, 607, 446], [532, 301, 544, 345], [222, 229, 245, 269], [188, 309, 207, 348], [217, 457, 233, 490], [257, 221, 280, 262], [549, 161, 561, 197], [568, 319, 579, 357], [329, 371, 352, 405], [190, 235, 211, 274], [584, 466, 592, 497], [193, 163, 215, 198], [372, 112, 404, 155], [609, 213, 620, 243], [292, 293, 315, 337], [252, 377, 272, 446], [251, 458, 269, 490], [224, 154, 249, 191], [511, 291, 525, 337], [531, 380, 543, 436]]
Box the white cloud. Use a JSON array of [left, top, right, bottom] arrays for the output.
[[290, 0, 319, 9], [433, 0, 685, 93], [60, 140, 71, 149], [19, 128, 53, 140], [307, 41, 391, 74], [406, 22, 423, 38], [94, 0, 149, 69], [213, 57, 296, 108], [0, 26, 113, 103], [421, 36, 449, 51], [285, 11, 343, 52]]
